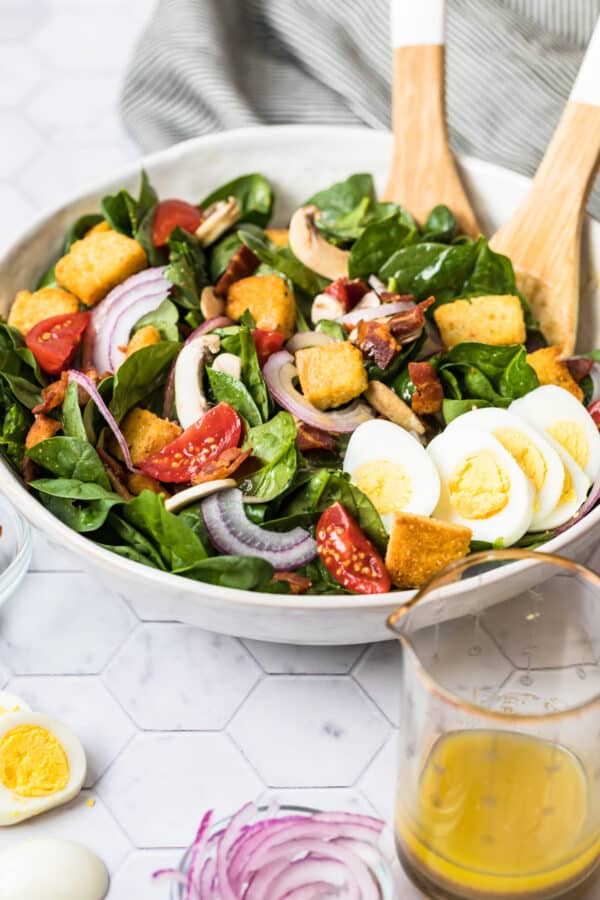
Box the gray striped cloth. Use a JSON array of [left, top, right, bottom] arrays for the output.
[[121, 0, 600, 217]]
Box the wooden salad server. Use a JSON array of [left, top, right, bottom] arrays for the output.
[[384, 0, 480, 237], [490, 18, 600, 357]]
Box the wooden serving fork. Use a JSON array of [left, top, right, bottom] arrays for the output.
[[383, 0, 480, 237], [490, 19, 600, 356]]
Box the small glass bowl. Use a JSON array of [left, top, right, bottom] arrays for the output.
[[170, 804, 398, 899], [0, 493, 31, 608]]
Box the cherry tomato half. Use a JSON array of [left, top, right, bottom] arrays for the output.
[[25, 312, 91, 375], [251, 329, 286, 367], [152, 199, 203, 247], [139, 403, 242, 483], [316, 502, 391, 594]]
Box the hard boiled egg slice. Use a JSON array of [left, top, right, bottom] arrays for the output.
[[427, 428, 534, 545], [0, 838, 108, 900], [532, 438, 590, 531], [510, 385, 600, 482], [343, 419, 440, 532], [446, 407, 564, 530], [0, 691, 30, 716], [0, 712, 86, 826]]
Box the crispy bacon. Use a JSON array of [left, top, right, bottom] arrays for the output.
[[269, 571, 313, 594], [387, 296, 434, 341], [215, 245, 260, 298], [380, 291, 415, 305], [127, 473, 168, 497], [355, 319, 400, 369], [295, 421, 338, 453], [408, 361, 444, 416], [25, 414, 62, 449], [324, 277, 369, 311], [566, 357, 594, 383], [33, 368, 100, 415], [97, 448, 133, 501], [22, 456, 38, 485], [190, 446, 252, 485]]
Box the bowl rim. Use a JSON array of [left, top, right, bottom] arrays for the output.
[[0, 492, 32, 596], [1, 123, 599, 614]]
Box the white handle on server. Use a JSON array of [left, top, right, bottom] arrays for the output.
[[390, 0, 445, 49], [570, 16, 600, 107]]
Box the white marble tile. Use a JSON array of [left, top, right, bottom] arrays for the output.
[[2, 0, 51, 42], [258, 786, 378, 817], [30, 12, 141, 73], [123, 591, 179, 622], [26, 73, 126, 140], [0, 573, 135, 674], [98, 733, 262, 847], [242, 640, 365, 674], [0, 657, 9, 688], [0, 48, 43, 107], [30, 530, 83, 572], [0, 790, 131, 872], [104, 625, 261, 730], [0, 113, 41, 179], [109, 849, 183, 900], [354, 641, 403, 725], [229, 677, 390, 788], [358, 731, 399, 826], [7, 675, 135, 787]]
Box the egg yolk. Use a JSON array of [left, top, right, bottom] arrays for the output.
[[449, 450, 510, 519], [558, 465, 576, 506], [493, 428, 547, 490], [0, 725, 70, 797], [546, 421, 589, 471], [353, 460, 412, 515]]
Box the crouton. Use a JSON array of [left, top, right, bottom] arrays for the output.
[[265, 229, 289, 247], [25, 414, 62, 450], [109, 407, 181, 465], [526, 346, 582, 401], [434, 295, 526, 349], [55, 229, 147, 307], [385, 512, 472, 589], [85, 220, 111, 237], [8, 287, 79, 335], [126, 473, 167, 497], [226, 274, 296, 338], [126, 325, 161, 358], [296, 342, 368, 410]]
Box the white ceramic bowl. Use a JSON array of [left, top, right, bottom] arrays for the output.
[[1, 126, 599, 645]]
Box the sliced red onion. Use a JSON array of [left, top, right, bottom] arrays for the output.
[[263, 351, 373, 434], [193, 316, 233, 336], [286, 331, 334, 353], [340, 298, 416, 328], [67, 369, 135, 471], [368, 275, 387, 295], [201, 488, 317, 569]]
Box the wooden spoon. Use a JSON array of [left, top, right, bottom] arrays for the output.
[[490, 20, 600, 356], [383, 0, 480, 237]]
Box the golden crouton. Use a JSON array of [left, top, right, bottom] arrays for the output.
[[126, 325, 162, 358], [296, 342, 368, 410], [265, 229, 290, 247], [385, 512, 472, 589], [526, 346, 583, 402], [55, 229, 147, 307], [226, 274, 296, 338], [85, 220, 111, 237], [126, 473, 167, 496], [434, 295, 526, 349], [8, 287, 79, 335], [110, 407, 181, 465]]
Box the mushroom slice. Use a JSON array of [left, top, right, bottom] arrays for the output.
[[195, 197, 240, 247], [311, 292, 345, 324], [212, 352, 242, 379], [200, 286, 225, 319], [289, 205, 350, 281], [174, 334, 220, 429], [364, 380, 425, 435], [164, 479, 236, 513]]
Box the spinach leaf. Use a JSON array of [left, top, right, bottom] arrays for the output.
[[64, 214, 104, 251], [422, 205, 457, 243], [97, 542, 161, 568], [27, 436, 111, 490], [239, 325, 269, 421], [62, 381, 87, 440], [297, 557, 349, 595], [0, 403, 31, 469], [2, 374, 41, 410], [209, 232, 242, 281], [307, 174, 375, 225], [498, 346, 539, 399], [36, 265, 58, 289], [348, 211, 418, 280], [0, 323, 45, 386], [461, 240, 515, 296], [110, 341, 180, 422], [442, 398, 492, 424], [435, 342, 539, 411], [101, 169, 160, 262], [380, 240, 481, 304], [106, 512, 168, 570], [239, 229, 329, 296], [30, 478, 121, 502], [315, 319, 347, 341], [179, 555, 274, 589], [242, 412, 298, 501], [206, 366, 262, 427], [165, 227, 208, 309], [200, 174, 273, 228], [133, 298, 180, 342], [121, 490, 208, 571], [38, 494, 121, 533], [177, 502, 214, 555]]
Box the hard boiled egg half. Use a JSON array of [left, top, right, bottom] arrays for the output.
[[427, 428, 534, 545], [0, 838, 108, 900], [343, 419, 440, 531], [0, 711, 86, 825]]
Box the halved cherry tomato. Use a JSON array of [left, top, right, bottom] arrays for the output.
[[139, 403, 242, 483], [252, 328, 286, 367], [25, 312, 91, 375], [588, 399, 600, 429], [152, 199, 203, 247], [316, 502, 391, 594]]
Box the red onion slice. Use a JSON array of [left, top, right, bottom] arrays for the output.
[[340, 298, 415, 328], [286, 331, 335, 353], [263, 351, 373, 434], [201, 488, 317, 569], [186, 811, 213, 900], [193, 316, 234, 336], [67, 369, 136, 471]]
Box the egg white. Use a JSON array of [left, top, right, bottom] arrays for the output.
[[0, 712, 86, 826], [531, 437, 590, 530], [427, 428, 534, 545], [510, 385, 600, 482], [446, 407, 564, 530], [343, 419, 440, 531], [0, 691, 30, 717]]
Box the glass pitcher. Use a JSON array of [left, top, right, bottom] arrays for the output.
[[387, 549, 600, 900]]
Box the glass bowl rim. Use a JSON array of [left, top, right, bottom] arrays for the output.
[[0, 493, 31, 602]]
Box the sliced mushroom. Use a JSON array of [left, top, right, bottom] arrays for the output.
[[311, 292, 345, 324], [195, 197, 240, 247], [200, 286, 225, 319], [289, 205, 349, 280], [165, 479, 236, 513], [364, 380, 425, 435], [212, 352, 242, 379], [174, 334, 220, 429]]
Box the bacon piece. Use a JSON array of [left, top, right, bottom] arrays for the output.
[[355, 319, 400, 369], [379, 291, 415, 305], [23, 456, 38, 485], [32, 372, 68, 415], [25, 414, 62, 449], [97, 448, 133, 501], [295, 421, 338, 452], [408, 361, 444, 416], [387, 296, 434, 342], [190, 446, 252, 485], [127, 473, 168, 497], [566, 357, 594, 383], [215, 245, 260, 298], [269, 571, 313, 594], [324, 277, 369, 311]]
